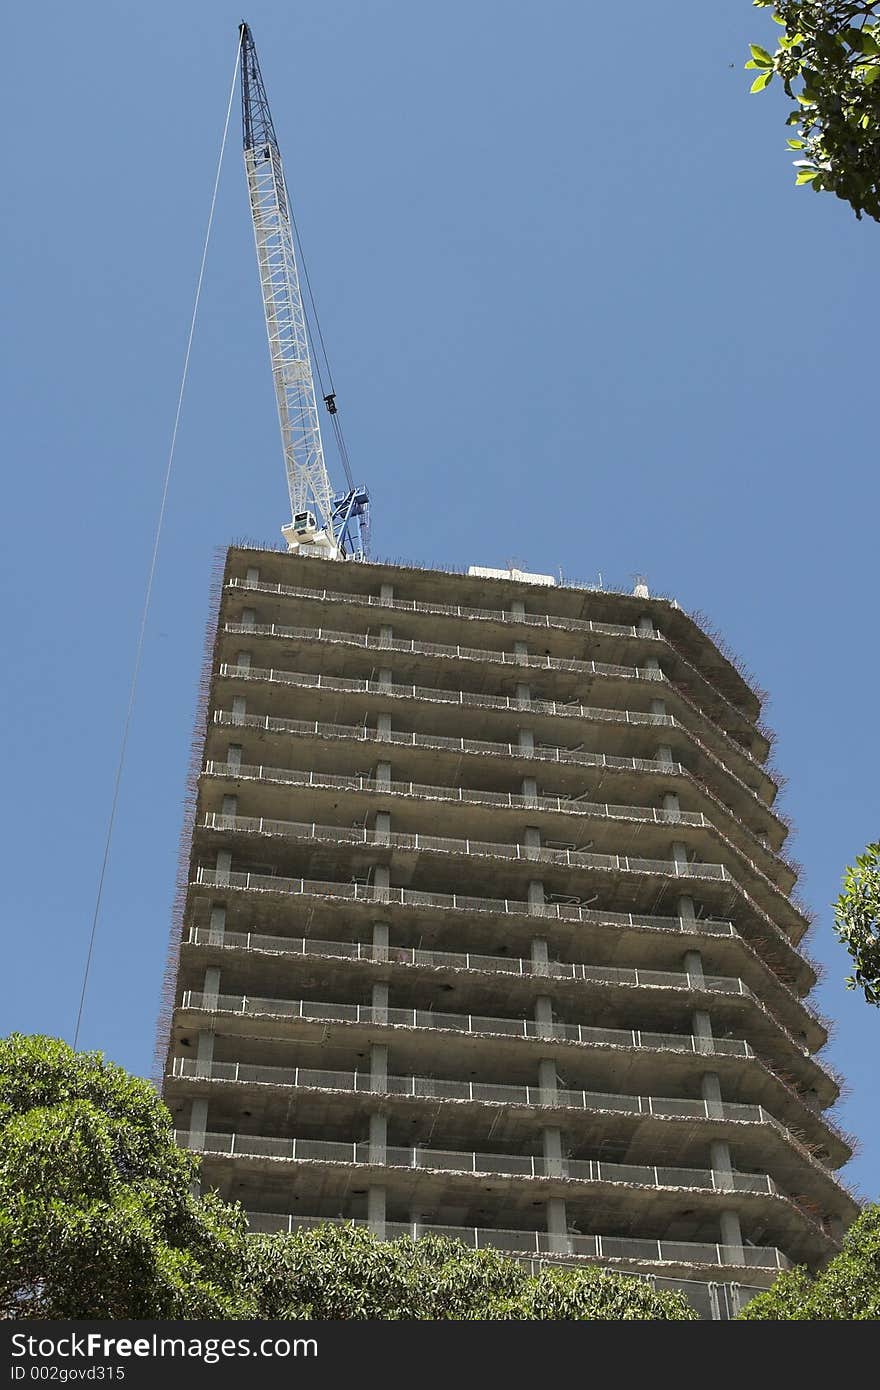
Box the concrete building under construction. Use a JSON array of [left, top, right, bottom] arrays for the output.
[[159, 545, 858, 1319]]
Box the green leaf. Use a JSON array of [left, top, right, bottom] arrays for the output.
[[795, 168, 819, 183], [786, 138, 805, 149], [845, 28, 880, 56], [863, 63, 880, 85], [750, 71, 774, 92], [749, 43, 774, 66]]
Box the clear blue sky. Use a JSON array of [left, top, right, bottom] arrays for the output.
[[2, 1, 876, 1198]]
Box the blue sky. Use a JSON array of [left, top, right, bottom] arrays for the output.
[[2, 1, 876, 1198]]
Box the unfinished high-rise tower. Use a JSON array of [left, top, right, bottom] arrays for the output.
[[158, 548, 857, 1319], [157, 26, 857, 1319]]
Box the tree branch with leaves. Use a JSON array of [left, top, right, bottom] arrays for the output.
[[749, 1, 880, 220], [834, 842, 880, 1005]]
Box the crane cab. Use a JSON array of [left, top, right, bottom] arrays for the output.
[[281, 511, 340, 559]]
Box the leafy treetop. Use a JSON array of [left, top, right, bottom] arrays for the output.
[[834, 842, 880, 1005], [739, 1204, 880, 1318], [242, 1221, 698, 1320], [1, 1034, 696, 1321], [0, 1033, 253, 1319]]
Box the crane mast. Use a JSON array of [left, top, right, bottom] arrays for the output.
[[239, 23, 369, 559]]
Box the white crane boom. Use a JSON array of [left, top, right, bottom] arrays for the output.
[[239, 23, 369, 558]]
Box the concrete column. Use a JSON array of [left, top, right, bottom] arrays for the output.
[[514, 640, 529, 666], [374, 811, 392, 847], [377, 712, 392, 740], [379, 583, 394, 604], [683, 950, 705, 989], [720, 1209, 744, 1265], [678, 894, 697, 926], [241, 607, 256, 632], [529, 875, 547, 1032], [642, 655, 662, 676], [371, 920, 390, 961], [656, 745, 674, 767], [546, 1198, 569, 1254], [232, 695, 247, 719], [637, 615, 654, 637], [196, 1029, 214, 1072], [510, 600, 526, 619], [518, 728, 535, 754], [367, 1185, 386, 1239], [189, 1098, 209, 1149], [534, 994, 555, 1039], [368, 1112, 387, 1165], [516, 682, 531, 708], [215, 849, 232, 887], [226, 743, 242, 771], [530, 938, 550, 977], [379, 624, 393, 648], [662, 792, 681, 822], [208, 904, 226, 946], [672, 841, 689, 873], [650, 698, 667, 717], [195, 1020, 216, 1095], [523, 825, 541, 861], [202, 967, 220, 1010], [521, 776, 538, 806], [370, 1044, 388, 1092], [371, 864, 390, 907], [538, 1058, 558, 1104], [701, 1071, 725, 1119], [378, 667, 393, 691], [693, 1010, 714, 1054], [710, 1140, 735, 1192], [235, 651, 251, 671], [371, 982, 389, 1024], [375, 760, 392, 788], [245, 566, 260, 587], [542, 1125, 565, 1178], [221, 794, 237, 824], [372, 864, 390, 904]]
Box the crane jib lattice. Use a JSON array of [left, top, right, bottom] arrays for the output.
[[239, 24, 370, 559]]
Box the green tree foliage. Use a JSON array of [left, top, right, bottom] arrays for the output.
[[0, 1034, 699, 1321], [749, 2, 880, 219], [834, 842, 880, 1004], [738, 1204, 880, 1318], [243, 1222, 697, 1320], [0, 1034, 254, 1319]]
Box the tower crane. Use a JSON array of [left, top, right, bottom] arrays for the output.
[[239, 22, 370, 559]]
